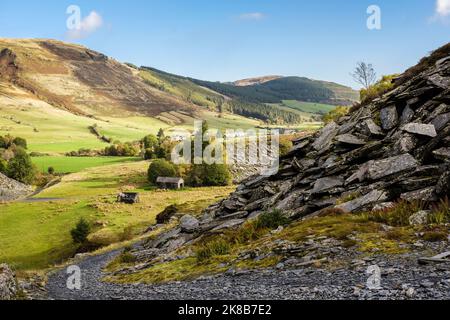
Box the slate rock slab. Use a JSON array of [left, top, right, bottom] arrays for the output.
[[380, 105, 398, 131], [367, 154, 419, 181], [312, 122, 339, 151], [402, 123, 437, 137]]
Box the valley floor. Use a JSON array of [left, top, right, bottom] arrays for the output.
[[0, 160, 234, 270], [45, 244, 450, 300]]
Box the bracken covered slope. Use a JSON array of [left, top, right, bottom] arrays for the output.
[[0, 39, 195, 117]]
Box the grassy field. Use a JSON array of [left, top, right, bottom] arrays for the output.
[[0, 100, 261, 154], [0, 161, 235, 270], [31, 156, 141, 174], [0, 101, 171, 153], [281, 100, 336, 115]]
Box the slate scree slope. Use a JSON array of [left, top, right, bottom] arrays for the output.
[[137, 44, 450, 256], [206, 46, 450, 221]]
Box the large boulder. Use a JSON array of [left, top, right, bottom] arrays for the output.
[[180, 215, 200, 233], [409, 211, 430, 226], [0, 264, 17, 300]]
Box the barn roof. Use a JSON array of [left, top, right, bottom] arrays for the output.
[[156, 177, 184, 184]]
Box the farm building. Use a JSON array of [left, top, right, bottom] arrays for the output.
[[156, 177, 185, 190]]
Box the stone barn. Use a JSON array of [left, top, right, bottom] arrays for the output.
[[156, 177, 185, 190]]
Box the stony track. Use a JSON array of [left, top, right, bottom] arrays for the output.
[[46, 249, 450, 300]]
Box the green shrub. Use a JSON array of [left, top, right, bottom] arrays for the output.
[[233, 222, 266, 244], [12, 137, 27, 149], [104, 143, 140, 157], [186, 164, 231, 187], [360, 75, 397, 104], [323, 106, 350, 124], [0, 158, 7, 174], [119, 226, 135, 241], [428, 198, 450, 225], [47, 166, 55, 175], [369, 200, 424, 227], [147, 159, 177, 184], [256, 210, 291, 230], [144, 148, 156, 160], [423, 231, 448, 242], [6, 148, 36, 184], [71, 218, 91, 244], [279, 137, 293, 157], [202, 164, 231, 186], [142, 134, 159, 150], [0, 135, 14, 149], [196, 239, 231, 263], [118, 251, 136, 264], [0, 136, 6, 149]]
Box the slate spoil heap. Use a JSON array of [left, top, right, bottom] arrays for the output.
[[205, 44, 450, 222], [133, 44, 450, 261], [0, 173, 32, 202]]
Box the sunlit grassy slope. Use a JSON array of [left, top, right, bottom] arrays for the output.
[[0, 92, 260, 154], [0, 92, 170, 153], [281, 100, 336, 115], [31, 156, 141, 174]]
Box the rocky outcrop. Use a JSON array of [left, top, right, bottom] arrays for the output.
[[0, 48, 19, 81], [201, 44, 450, 221], [0, 264, 17, 300], [128, 44, 450, 270], [0, 173, 32, 202]]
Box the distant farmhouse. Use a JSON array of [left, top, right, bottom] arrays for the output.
[[156, 177, 185, 190]]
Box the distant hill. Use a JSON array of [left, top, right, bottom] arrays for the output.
[[138, 67, 306, 125], [190, 76, 359, 106]]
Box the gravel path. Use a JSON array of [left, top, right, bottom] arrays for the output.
[[46, 249, 450, 300]]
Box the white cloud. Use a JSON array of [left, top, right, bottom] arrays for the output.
[[436, 0, 450, 16], [238, 12, 266, 21], [67, 11, 103, 39]]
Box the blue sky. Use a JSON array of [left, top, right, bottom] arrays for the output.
[[0, 0, 448, 88]]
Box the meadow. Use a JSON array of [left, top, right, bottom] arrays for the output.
[[281, 100, 336, 115], [0, 160, 235, 270], [32, 156, 141, 174], [0, 102, 261, 154]]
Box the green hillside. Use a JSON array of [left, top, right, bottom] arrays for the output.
[[139, 67, 224, 110], [189, 76, 358, 105], [280, 100, 336, 115], [138, 67, 305, 125]]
